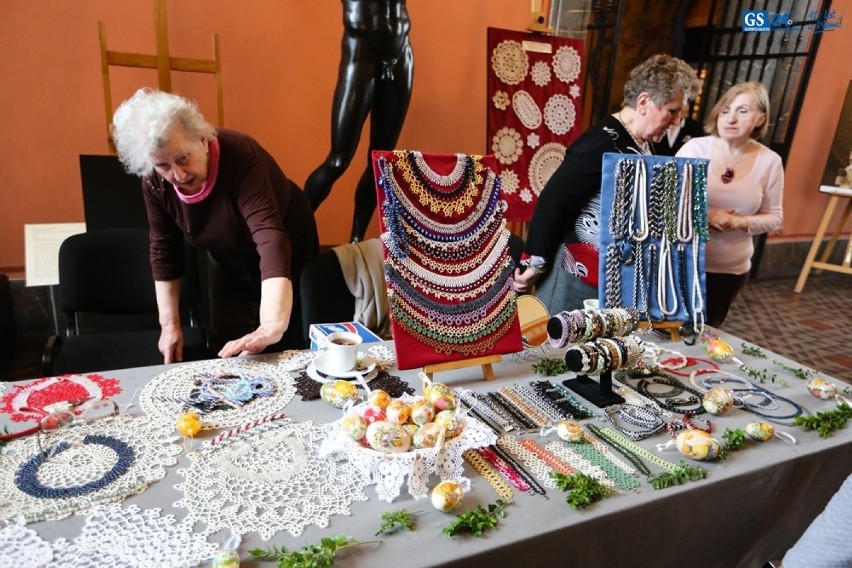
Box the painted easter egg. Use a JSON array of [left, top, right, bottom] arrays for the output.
[[409, 399, 436, 426], [676, 429, 721, 461], [807, 377, 838, 400], [368, 389, 392, 410], [385, 400, 411, 425], [320, 380, 360, 409], [704, 338, 734, 363], [413, 422, 445, 449], [745, 421, 774, 442], [431, 480, 464, 512], [702, 387, 734, 416], [365, 421, 412, 453], [424, 383, 457, 412], [556, 420, 585, 443], [341, 413, 368, 441], [434, 410, 461, 438], [363, 406, 387, 424]]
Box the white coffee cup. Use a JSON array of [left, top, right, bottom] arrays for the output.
[[324, 331, 362, 372], [583, 298, 600, 311]]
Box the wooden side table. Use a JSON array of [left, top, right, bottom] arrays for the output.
[[794, 185, 852, 293]]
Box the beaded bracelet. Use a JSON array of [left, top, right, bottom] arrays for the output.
[[552, 382, 597, 419], [519, 439, 576, 476], [602, 404, 665, 441], [560, 439, 640, 491], [543, 441, 616, 488], [583, 431, 641, 477], [636, 375, 705, 415], [454, 389, 515, 433], [529, 381, 586, 421], [598, 427, 680, 473], [586, 424, 651, 477], [477, 446, 531, 492], [490, 443, 547, 496], [497, 435, 560, 489], [499, 387, 551, 428], [489, 392, 539, 431], [463, 449, 515, 502], [512, 384, 566, 424]]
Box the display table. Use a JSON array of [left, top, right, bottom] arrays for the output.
[[1, 330, 850, 568]]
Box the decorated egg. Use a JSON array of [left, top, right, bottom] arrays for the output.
[[676, 429, 722, 461], [341, 413, 368, 441], [363, 407, 386, 424], [704, 338, 734, 363], [365, 421, 412, 453], [702, 387, 734, 416], [424, 383, 457, 412], [402, 423, 420, 438], [807, 377, 837, 400], [434, 410, 460, 438], [745, 421, 774, 442], [320, 380, 360, 409], [431, 480, 464, 512], [556, 420, 585, 443], [177, 411, 202, 437], [409, 399, 436, 426], [368, 389, 392, 410], [385, 400, 411, 424], [413, 422, 445, 449]]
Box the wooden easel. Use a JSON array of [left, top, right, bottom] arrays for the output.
[[794, 186, 852, 293], [422, 354, 502, 382], [639, 320, 683, 341], [99, 0, 224, 152]]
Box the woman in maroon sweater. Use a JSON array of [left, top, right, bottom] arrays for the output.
[[112, 88, 318, 361]]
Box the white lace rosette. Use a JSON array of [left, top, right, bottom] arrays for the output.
[[500, 169, 520, 196], [544, 94, 577, 136], [491, 40, 528, 85], [0, 414, 180, 524], [140, 359, 295, 430], [491, 127, 524, 165], [553, 45, 581, 84], [492, 90, 510, 110], [528, 142, 567, 195], [175, 415, 369, 540], [531, 60, 551, 86], [512, 90, 543, 130], [320, 394, 496, 502]]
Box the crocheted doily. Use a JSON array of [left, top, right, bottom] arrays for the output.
[[527, 132, 540, 149], [528, 142, 567, 195], [491, 40, 528, 85], [174, 415, 369, 540], [140, 359, 295, 430], [570, 83, 582, 98], [519, 188, 534, 204], [512, 90, 543, 130], [491, 127, 524, 165], [500, 169, 520, 195], [553, 45, 581, 84], [277, 349, 316, 372], [0, 414, 180, 524], [1, 374, 122, 423], [543, 94, 576, 136], [320, 394, 497, 502], [492, 90, 510, 110], [0, 504, 219, 568], [531, 60, 552, 86]]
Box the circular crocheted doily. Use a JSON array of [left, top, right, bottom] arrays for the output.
[[0, 414, 181, 524], [320, 394, 497, 502], [491, 127, 524, 165], [500, 169, 520, 196], [491, 40, 528, 85], [512, 90, 543, 130], [1, 374, 122, 423], [553, 45, 581, 84], [543, 94, 576, 136], [175, 416, 369, 540], [492, 90, 510, 110], [140, 359, 295, 430], [528, 142, 567, 195], [531, 60, 552, 86]]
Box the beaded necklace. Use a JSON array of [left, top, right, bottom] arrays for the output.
[[411, 151, 469, 187], [393, 150, 484, 216], [629, 159, 649, 241], [385, 255, 512, 300], [676, 161, 694, 243]]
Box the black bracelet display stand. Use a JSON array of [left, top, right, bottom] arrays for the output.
[[562, 371, 624, 408]]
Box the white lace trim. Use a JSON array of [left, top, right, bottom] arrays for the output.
[[491, 40, 528, 85], [175, 416, 369, 540], [0, 415, 180, 524], [543, 93, 576, 136], [528, 142, 566, 196], [570, 84, 581, 98], [320, 393, 496, 502], [140, 359, 296, 430]]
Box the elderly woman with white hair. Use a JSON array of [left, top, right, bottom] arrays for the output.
[[112, 88, 318, 361]]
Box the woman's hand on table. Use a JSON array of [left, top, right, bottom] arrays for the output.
[[218, 323, 285, 358], [159, 323, 184, 364]]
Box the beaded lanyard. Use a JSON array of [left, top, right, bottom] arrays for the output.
[[636, 375, 706, 415]]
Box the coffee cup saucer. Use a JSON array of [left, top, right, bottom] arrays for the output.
[[310, 352, 377, 380]]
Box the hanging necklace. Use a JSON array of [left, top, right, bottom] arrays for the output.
[[616, 110, 650, 154], [720, 139, 751, 184]]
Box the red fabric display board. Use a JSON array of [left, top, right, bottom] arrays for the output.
[[487, 27, 585, 222], [372, 150, 523, 370]]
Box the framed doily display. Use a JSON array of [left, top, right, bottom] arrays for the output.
[[1, 374, 122, 423], [598, 153, 710, 327], [372, 150, 523, 370], [320, 394, 497, 502], [140, 359, 296, 430], [487, 28, 584, 221], [174, 415, 369, 540], [0, 414, 181, 524]]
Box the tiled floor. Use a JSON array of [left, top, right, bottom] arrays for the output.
[[723, 272, 852, 383]]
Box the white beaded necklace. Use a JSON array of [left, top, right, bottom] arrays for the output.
[[616, 110, 650, 155], [411, 151, 468, 187]]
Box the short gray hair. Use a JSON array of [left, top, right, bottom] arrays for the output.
[[622, 54, 701, 109], [111, 88, 216, 176]]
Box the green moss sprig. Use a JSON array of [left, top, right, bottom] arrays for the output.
[[550, 471, 612, 509], [773, 360, 818, 381], [739, 362, 780, 385], [376, 509, 417, 536], [442, 499, 508, 537], [250, 535, 372, 568], [793, 403, 852, 438], [531, 358, 567, 376], [647, 461, 707, 490], [740, 343, 767, 358]]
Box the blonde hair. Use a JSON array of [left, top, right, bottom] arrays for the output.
[[704, 81, 770, 139], [111, 88, 216, 176]]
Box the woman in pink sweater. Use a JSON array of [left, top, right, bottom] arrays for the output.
[[677, 82, 784, 327]]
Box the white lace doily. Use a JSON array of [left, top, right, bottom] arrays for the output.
[[512, 90, 543, 130], [491, 40, 528, 85], [500, 169, 520, 195], [277, 350, 316, 371], [491, 127, 523, 165], [528, 142, 567, 195], [140, 359, 295, 430], [570, 83, 582, 98], [543, 94, 576, 136], [519, 188, 534, 204], [320, 394, 496, 502], [0, 504, 219, 568], [527, 132, 540, 149], [175, 415, 369, 540], [492, 90, 510, 110], [531, 60, 551, 86], [553, 45, 581, 84], [0, 414, 180, 524]]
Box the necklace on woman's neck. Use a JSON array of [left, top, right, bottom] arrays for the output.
[[720, 139, 751, 184], [616, 110, 650, 155]]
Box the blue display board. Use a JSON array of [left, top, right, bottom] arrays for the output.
[[598, 153, 710, 324]]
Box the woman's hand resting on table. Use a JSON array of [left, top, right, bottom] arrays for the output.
[[218, 322, 285, 358]]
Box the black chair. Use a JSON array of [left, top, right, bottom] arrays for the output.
[[42, 228, 214, 375]]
